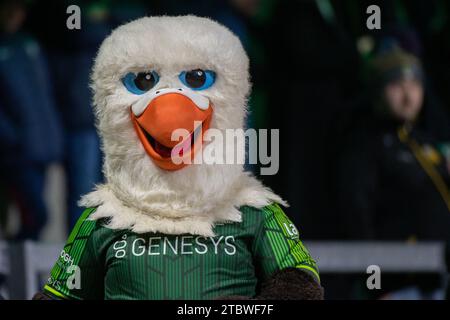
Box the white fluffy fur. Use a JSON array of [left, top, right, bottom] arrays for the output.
[[81, 15, 286, 237]]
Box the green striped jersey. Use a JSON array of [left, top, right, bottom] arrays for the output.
[[44, 203, 319, 300]]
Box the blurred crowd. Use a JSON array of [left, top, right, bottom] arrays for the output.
[[0, 0, 449, 299]]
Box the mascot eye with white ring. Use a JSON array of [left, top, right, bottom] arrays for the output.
[[122, 71, 159, 94], [179, 69, 215, 90]]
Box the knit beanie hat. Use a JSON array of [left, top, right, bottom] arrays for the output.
[[370, 47, 424, 89]]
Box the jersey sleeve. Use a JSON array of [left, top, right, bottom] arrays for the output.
[[252, 204, 320, 284], [44, 208, 107, 300]]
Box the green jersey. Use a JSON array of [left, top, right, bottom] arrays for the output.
[[44, 203, 319, 300]]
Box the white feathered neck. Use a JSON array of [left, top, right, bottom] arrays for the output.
[[80, 169, 286, 237]]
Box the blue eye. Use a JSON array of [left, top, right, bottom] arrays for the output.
[[122, 71, 159, 94], [179, 69, 215, 90]]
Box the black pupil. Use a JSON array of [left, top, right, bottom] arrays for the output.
[[134, 72, 156, 91], [185, 69, 206, 88]]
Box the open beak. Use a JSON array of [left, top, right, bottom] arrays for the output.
[[131, 89, 213, 171]]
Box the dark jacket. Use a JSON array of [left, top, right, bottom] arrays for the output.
[[338, 115, 450, 241]]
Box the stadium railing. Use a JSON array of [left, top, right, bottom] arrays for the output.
[[0, 241, 447, 299]]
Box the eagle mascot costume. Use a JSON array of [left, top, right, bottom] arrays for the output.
[[34, 16, 323, 300]]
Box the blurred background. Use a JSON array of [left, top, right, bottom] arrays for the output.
[[0, 0, 449, 300]]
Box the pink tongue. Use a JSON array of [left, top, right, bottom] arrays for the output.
[[171, 133, 193, 158], [155, 134, 193, 159]]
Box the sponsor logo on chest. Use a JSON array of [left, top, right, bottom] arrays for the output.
[[112, 234, 236, 258]]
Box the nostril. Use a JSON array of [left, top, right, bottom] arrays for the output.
[[178, 88, 182, 91], [155, 91, 160, 94]]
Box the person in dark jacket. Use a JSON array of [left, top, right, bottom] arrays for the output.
[[339, 47, 450, 241], [0, 0, 63, 239], [338, 47, 450, 299]]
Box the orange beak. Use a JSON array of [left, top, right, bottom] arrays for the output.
[[131, 92, 213, 171]]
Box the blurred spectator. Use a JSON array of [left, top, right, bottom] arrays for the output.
[[26, 0, 147, 230], [0, 0, 63, 239], [339, 46, 450, 240], [338, 47, 450, 298], [26, 0, 110, 230]]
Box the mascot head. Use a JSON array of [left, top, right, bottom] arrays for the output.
[[82, 16, 284, 236]]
